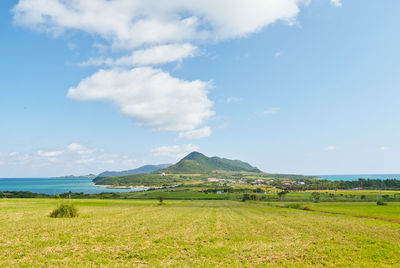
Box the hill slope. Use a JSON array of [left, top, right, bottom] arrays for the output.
[[158, 152, 261, 174], [97, 164, 171, 178]]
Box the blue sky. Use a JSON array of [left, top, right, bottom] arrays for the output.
[[1, 0, 400, 177]]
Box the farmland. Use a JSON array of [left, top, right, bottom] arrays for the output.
[[0, 199, 399, 267]]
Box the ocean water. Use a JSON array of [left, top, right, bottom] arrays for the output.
[[318, 174, 400, 181], [0, 177, 146, 195]]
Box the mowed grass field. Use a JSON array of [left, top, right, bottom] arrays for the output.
[[310, 202, 400, 222], [1, 199, 400, 267]]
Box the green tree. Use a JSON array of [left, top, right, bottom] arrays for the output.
[[242, 194, 250, 202], [277, 190, 288, 200]]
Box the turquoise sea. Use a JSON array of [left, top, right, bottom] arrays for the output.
[[0, 177, 146, 194]]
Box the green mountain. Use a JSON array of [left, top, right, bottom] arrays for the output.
[[158, 152, 261, 174]]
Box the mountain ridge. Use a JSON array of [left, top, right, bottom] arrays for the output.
[[158, 152, 261, 174], [97, 164, 172, 178]]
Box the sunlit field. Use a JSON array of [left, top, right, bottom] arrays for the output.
[[310, 202, 400, 222], [1, 199, 400, 267]]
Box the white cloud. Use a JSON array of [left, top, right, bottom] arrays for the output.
[[151, 144, 199, 158], [12, 0, 304, 49], [179, 126, 211, 139], [36, 150, 64, 157], [67, 67, 214, 132], [325, 146, 336, 151], [263, 108, 279, 115], [275, 51, 283, 57], [380, 146, 388, 151], [330, 0, 342, 7]]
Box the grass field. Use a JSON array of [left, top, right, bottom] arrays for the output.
[[1, 199, 400, 267], [310, 202, 400, 222]]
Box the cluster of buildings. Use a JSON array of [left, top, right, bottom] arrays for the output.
[[282, 180, 306, 186], [207, 177, 306, 187]]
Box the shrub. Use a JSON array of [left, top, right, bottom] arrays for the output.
[[285, 203, 313, 211], [242, 194, 250, 202], [376, 200, 387, 206], [286, 203, 301, 209], [50, 202, 78, 218], [158, 196, 164, 205]]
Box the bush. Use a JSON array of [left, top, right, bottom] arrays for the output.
[[50, 202, 79, 218], [242, 194, 250, 202], [158, 196, 164, 205], [285, 203, 313, 211], [376, 200, 387, 206], [285, 203, 301, 209]]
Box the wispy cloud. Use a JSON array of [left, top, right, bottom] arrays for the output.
[[226, 97, 241, 104], [330, 0, 343, 7], [36, 150, 64, 157], [179, 126, 211, 139], [0, 143, 140, 174], [79, 43, 198, 67], [68, 143, 96, 155], [263, 108, 279, 116], [151, 144, 199, 158], [325, 146, 336, 151], [67, 42, 77, 50]]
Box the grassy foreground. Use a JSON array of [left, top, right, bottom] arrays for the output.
[[1, 199, 400, 267]]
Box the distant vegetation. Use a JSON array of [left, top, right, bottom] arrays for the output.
[[3, 188, 400, 203], [93, 173, 185, 186], [287, 178, 400, 191]]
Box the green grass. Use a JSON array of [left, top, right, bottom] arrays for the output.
[[0, 199, 400, 267], [125, 190, 242, 200], [310, 202, 400, 222]]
